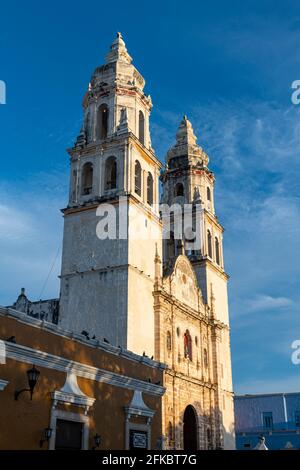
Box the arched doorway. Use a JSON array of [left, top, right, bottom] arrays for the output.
[[183, 405, 198, 450]]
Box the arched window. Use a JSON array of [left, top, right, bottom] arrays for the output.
[[81, 162, 93, 195], [97, 104, 108, 140], [207, 186, 211, 201], [166, 331, 172, 351], [134, 160, 142, 196], [203, 348, 208, 368], [215, 237, 220, 265], [174, 182, 184, 197], [105, 156, 117, 190], [147, 172, 154, 205], [207, 230, 212, 258], [139, 110, 145, 145], [184, 330, 192, 361]]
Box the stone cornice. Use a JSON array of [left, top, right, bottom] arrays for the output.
[[204, 208, 224, 232], [115, 85, 152, 110], [0, 307, 166, 372], [61, 192, 162, 223], [165, 368, 217, 391], [129, 134, 162, 169], [162, 166, 215, 183], [67, 132, 162, 170], [51, 390, 95, 409], [4, 341, 166, 397], [61, 263, 156, 284], [191, 257, 230, 280], [211, 318, 230, 332]]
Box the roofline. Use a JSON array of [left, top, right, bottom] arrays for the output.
[[235, 392, 300, 399], [0, 306, 167, 371]]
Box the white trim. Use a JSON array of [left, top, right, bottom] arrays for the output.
[[5, 342, 165, 396], [0, 379, 9, 391], [51, 372, 95, 414], [49, 409, 89, 450], [0, 306, 166, 371], [124, 391, 155, 450], [124, 390, 155, 419]]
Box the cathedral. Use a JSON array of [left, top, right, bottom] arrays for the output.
[[6, 33, 235, 450]]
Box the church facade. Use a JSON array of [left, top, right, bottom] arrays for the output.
[[7, 33, 235, 449]]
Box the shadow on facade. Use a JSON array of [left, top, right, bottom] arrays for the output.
[[0, 313, 163, 450], [165, 402, 235, 450]]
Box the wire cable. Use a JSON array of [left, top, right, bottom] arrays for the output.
[[38, 246, 61, 299]]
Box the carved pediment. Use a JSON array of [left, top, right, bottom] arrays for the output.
[[169, 255, 202, 310]]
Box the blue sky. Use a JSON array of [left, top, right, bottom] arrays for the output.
[[1, 0, 300, 394]]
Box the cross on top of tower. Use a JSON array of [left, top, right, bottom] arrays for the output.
[[176, 115, 197, 147], [166, 115, 209, 168], [105, 32, 132, 65]]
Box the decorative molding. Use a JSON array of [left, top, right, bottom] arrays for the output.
[[51, 372, 95, 415], [5, 341, 165, 396], [165, 368, 216, 390], [124, 391, 155, 450], [124, 390, 155, 420], [0, 307, 166, 371], [0, 379, 9, 391]]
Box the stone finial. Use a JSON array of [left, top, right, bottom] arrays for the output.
[[193, 186, 202, 204], [175, 115, 197, 147], [154, 243, 161, 265], [75, 126, 87, 148], [117, 107, 130, 134], [105, 32, 132, 64], [166, 115, 210, 167], [13, 287, 29, 314]]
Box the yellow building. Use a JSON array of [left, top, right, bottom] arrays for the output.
[[0, 307, 164, 450]]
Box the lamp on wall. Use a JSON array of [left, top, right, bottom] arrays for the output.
[[92, 433, 101, 450], [14, 365, 40, 400], [39, 427, 53, 448]]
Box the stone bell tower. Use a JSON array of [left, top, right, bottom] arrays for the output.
[[160, 117, 235, 449], [161, 115, 229, 326], [59, 33, 162, 356]]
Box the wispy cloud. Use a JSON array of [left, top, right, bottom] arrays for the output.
[[0, 203, 35, 241], [0, 169, 68, 305], [154, 98, 300, 393], [245, 295, 294, 313]]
